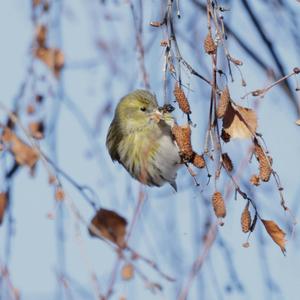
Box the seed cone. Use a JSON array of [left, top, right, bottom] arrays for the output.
[[172, 124, 193, 162], [212, 191, 226, 218], [192, 153, 206, 169], [217, 87, 230, 118], [222, 153, 233, 172], [254, 141, 272, 182], [173, 83, 191, 114], [241, 204, 251, 233], [204, 32, 217, 54]]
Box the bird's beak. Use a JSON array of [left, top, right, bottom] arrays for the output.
[[149, 109, 163, 123]]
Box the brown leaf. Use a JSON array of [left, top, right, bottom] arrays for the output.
[[223, 103, 257, 139], [55, 186, 65, 201], [262, 219, 286, 253], [0, 192, 8, 225], [89, 208, 127, 247], [35, 47, 64, 77], [121, 263, 134, 281], [250, 175, 260, 186], [2, 128, 39, 168], [221, 153, 233, 172], [29, 121, 45, 139]]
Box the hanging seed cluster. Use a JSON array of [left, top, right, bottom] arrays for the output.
[[241, 204, 251, 233], [172, 124, 206, 169], [172, 124, 193, 162], [254, 141, 272, 182], [204, 32, 217, 55], [192, 153, 206, 169], [173, 83, 191, 114], [212, 191, 226, 219], [217, 87, 230, 118]]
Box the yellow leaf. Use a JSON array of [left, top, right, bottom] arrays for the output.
[[262, 219, 286, 254], [223, 103, 257, 139]]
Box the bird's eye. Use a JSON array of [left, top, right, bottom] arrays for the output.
[[140, 107, 146, 112]]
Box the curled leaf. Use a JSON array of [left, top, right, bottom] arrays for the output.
[[262, 219, 286, 254], [89, 208, 127, 248], [222, 103, 257, 139], [0, 192, 8, 225]]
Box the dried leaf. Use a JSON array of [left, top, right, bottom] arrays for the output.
[[150, 21, 161, 27], [262, 219, 286, 253], [1, 128, 39, 168], [0, 192, 8, 225], [223, 103, 257, 139], [221, 153, 233, 172], [216, 87, 230, 118], [250, 175, 260, 186], [35, 47, 64, 77], [29, 121, 45, 139], [89, 208, 127, 247], [55, 186, 65, 201], [121, 263, 134, 281]]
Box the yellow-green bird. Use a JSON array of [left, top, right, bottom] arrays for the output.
[[106, 90, 181, 190]]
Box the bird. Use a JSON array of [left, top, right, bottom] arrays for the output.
[[106, 90, 181, 191]]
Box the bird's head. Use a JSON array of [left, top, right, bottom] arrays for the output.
[[115, 90, 162, 133]]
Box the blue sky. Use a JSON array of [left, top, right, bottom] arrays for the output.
[[1, 1, 300, 300]]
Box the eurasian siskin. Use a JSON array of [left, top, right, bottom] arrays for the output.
[[106, 90, 181, 190]]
